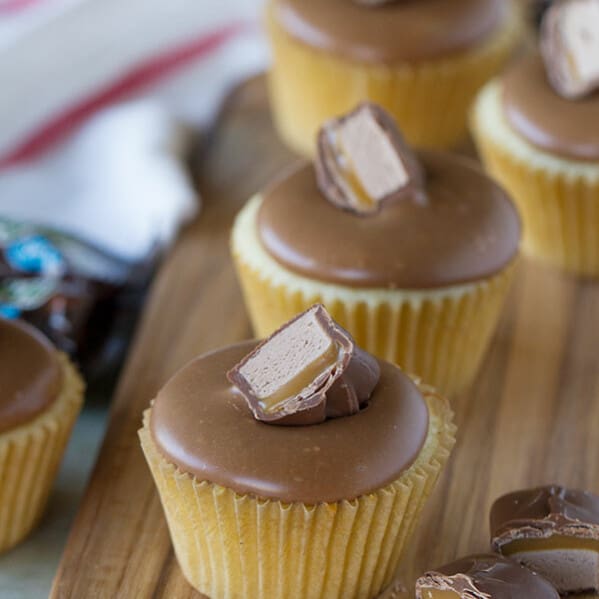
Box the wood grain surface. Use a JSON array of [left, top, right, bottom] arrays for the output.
[[50, 78, 599, 599]]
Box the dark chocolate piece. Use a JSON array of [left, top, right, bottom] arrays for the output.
[[227, 304, 380, 425], [540, 0, 599, 99], [490, 485, 599, 593], [416, 554, 559, 599], [315, 103, 425, 216]]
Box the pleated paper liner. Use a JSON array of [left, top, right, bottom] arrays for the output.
[[231, 196, 518, 397], [472, 83, 599, 278], [140, 386, 455, 599], [0, 353, 84, 553], [265, 0, 522, 156]]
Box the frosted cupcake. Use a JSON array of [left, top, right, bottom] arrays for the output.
[[231, 103, 521, 396], [140, 305, 456, 599], [266, 0, 522, 155], [472, 0, 599, 276], [0, 318, 83, 552]]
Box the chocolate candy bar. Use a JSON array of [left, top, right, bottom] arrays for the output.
[[491, 485, 599, 594], [227, 304, 380, 425]]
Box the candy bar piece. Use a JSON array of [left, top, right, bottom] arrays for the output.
[[416, 554, 559, 599], [490, 485, 599, 594], [316, 102, 424, 216], [227, 304, 380, 425], [540, 0, 599, 99]]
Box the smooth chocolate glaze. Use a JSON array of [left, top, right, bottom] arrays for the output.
[[0, 318, 62, 433], [417, 554, 559, 598], [271, 0, 507, 63], [503, 53, 599, 161], [258, 152, 521, 290], [491, 485, 599, 547], [150, 341, 429, 504]]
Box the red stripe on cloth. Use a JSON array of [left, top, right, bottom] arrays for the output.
[[0, 22, 251, 169], [0, 0, 45, 14]]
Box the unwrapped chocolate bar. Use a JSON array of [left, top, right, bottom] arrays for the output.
[[541, 0, 599, 98], [416, 553, 559, 598], [227, 304, 380, 425], [491, 485, 599, 594], [316, 103, 424, 215]]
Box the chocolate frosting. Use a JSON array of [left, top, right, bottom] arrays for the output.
[[490, 485, 599, 548], [417, 554, 559, 598], [502, 53, 599, 160], [271, 0, 508, 63], [0, 318, 62, 434], [150, 341, 429, 504], [258, 152, 521, 290]]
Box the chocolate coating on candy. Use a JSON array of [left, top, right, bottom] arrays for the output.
[[353, 0, 397, 6], [502, 53, 599, 160], [258, 151, 520, 289], [227, 304, 380, 425], [0, 318, 62, 433], [316, 103, 425, 216], [491, 485, 599, 548], [150, 340, 429, 504], [416, 554, 559, 598], [540, 0, 599, 99], [271, 0, 507, 63]]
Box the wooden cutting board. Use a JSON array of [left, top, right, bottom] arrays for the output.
[[50, 77, 599, 599]]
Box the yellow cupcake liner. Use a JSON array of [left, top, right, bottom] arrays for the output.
[[266, 1, 522, 155], [140, 387, 455, 599], [231, 196, 517, 396], [472, 82, 599, 277], [0, 353, 83, 553]]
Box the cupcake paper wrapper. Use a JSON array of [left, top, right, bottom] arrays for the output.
[[231, 196, 517, 396], [266, 1, 521, 156], [472, 84, 599, 277], [140, 389, 455, 599], [0, 353, 83, 553]]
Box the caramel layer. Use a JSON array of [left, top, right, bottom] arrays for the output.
[[503, 535, 599, 554]]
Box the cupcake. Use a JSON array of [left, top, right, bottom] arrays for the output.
[[0, 318, 83, 553], [415, 553, 559, 598], [472, 0, 599, 276], [231, 103, 521, 396], [140, 305, 456, 599], [266, 0, 522, 156]]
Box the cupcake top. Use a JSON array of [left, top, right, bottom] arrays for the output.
[[502, 0, 599, 161], [258, 104, 520, 290], [150, 305, 430, 504], [416, 554, 559, 598], [271, 0, 507, 63], [502, 54, 599, 160], [0, 318, 62, 433]]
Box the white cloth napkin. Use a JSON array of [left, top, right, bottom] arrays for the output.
[[0, 0, 268, 263]]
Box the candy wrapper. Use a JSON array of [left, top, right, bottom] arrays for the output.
[[0, 219, 154, 382]]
